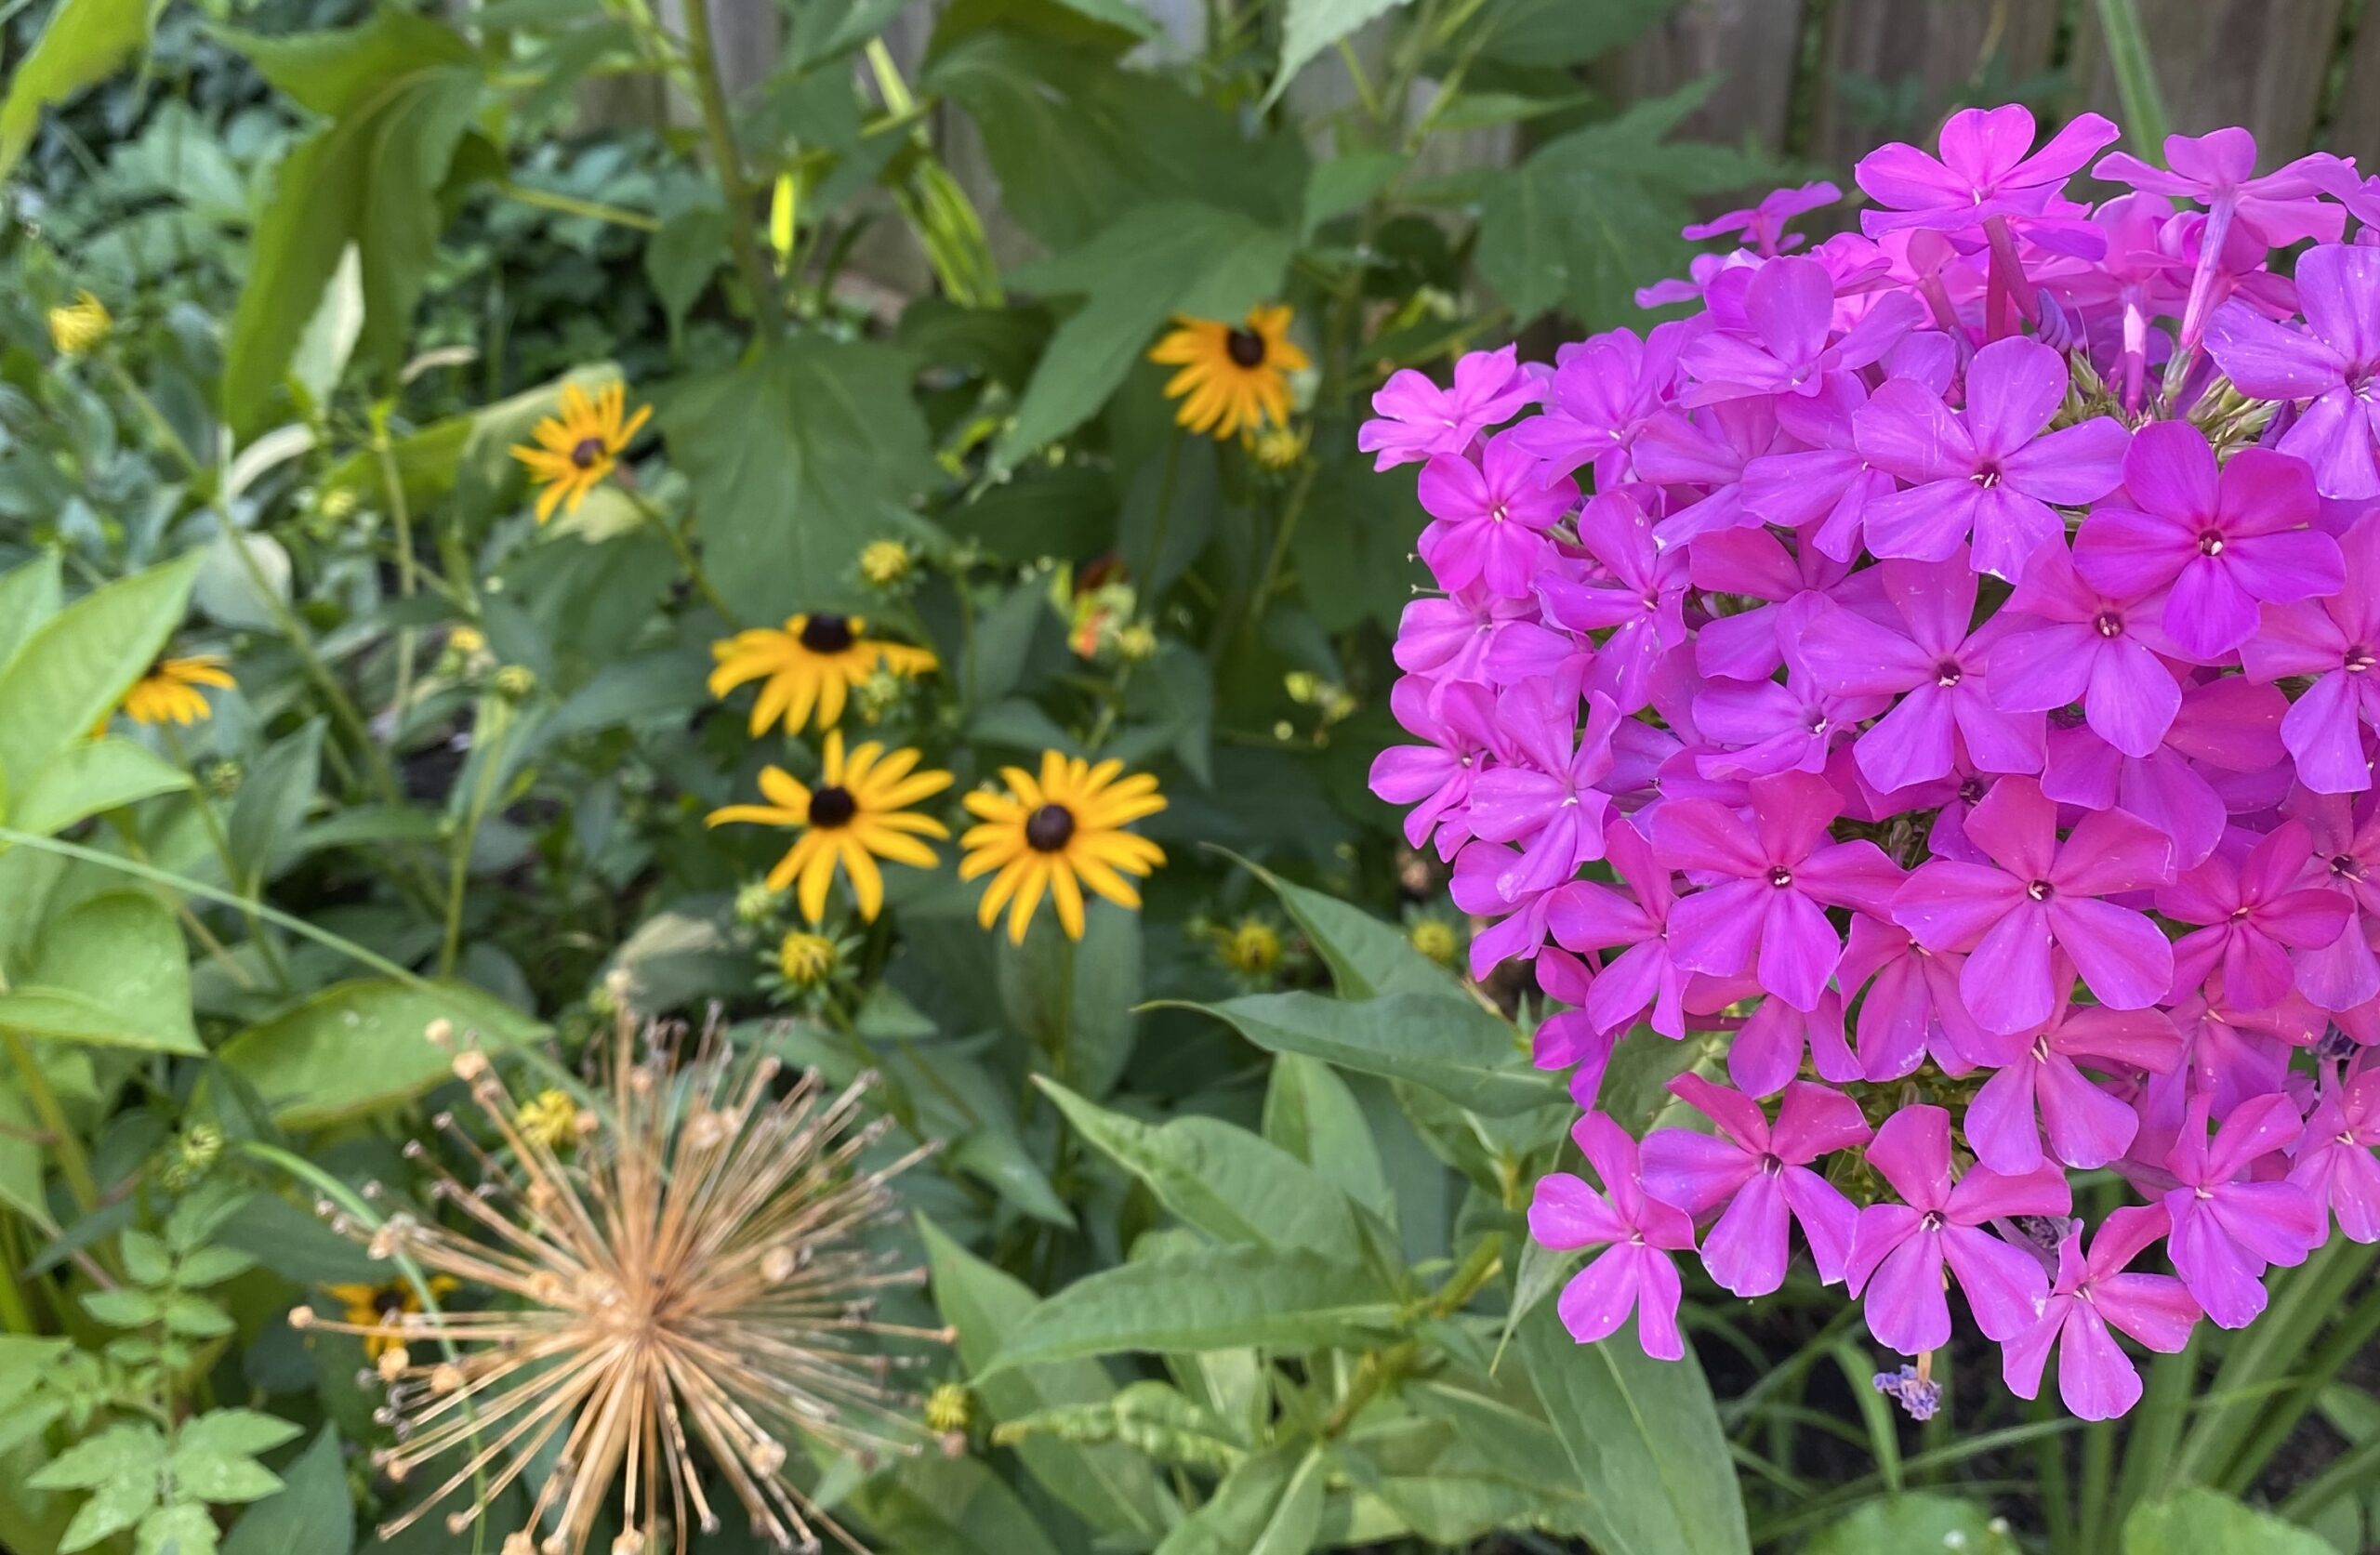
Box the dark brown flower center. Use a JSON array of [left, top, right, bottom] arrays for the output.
[[1224, 328, 1268, 368], [809, 785, 858, 828], [1025, 804, 1077, 852], [800, 614, 855, 653], [374, 1288, 409, 1319], [570, 436, 606, 469]]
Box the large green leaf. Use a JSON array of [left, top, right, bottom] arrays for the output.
[[9, 739, 190, 837], [1040, 1078, 1365, 1259], [216, 980, 545, 1127], [0, 554, 199, 799], [925, 26, 1297, 251], [1516, 1302, 1749, 1555], [0, 0, 150, 179], [996, 200, 1295, 465], [2122, 1489, 2334, 1555], [1805, 1495, 2018, 1555], [0, 892, 200, 1053], [1472, 82, 1770, 327], [982, 1245, 1397, 1374], [919, 1218, 1178, 1540], [658, 335, 935, 624], [1156, 1443, 1327, 1555], [1157, 990, 1559, 1115], [219, 9, 483, 431]]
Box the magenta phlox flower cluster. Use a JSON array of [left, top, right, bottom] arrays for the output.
[[1363, 107, 2380, 1420]]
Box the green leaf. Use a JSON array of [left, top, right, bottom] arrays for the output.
[[216, 979, 546, 1127], [919, 1218, 1177, 1538], [9, 739, 192, 837], [982, 1245, 1397, 1374], [136, 1500, 219, 1555], [218, 9, 483, 431], [1220, 848, 1449, 998], [1516, 1302, 1749, 1555], [927, 27, 1296, 251], [658, 335, 934, 624], [1472, 81, 1768, 327], [224, 718, 325, 887], [0, 553, 63, 678], [0, 0, 150, 180], [1263, 1053, 1394, 1222], [856, 1455, 1063, 1555], [1156, 1442, 1327, 1555], [1805, 1495, 2019, 1555], [58, 1472, 159, 1554], [1473, 0, 1675, 65], [81, 1287, 165, 1327], [1268, 0, 1407, 106], [1040, 1078, 1364, 1258], [997, 200, 1294, 464], [1157, 991, 1557, 1115], [0, 892, 201, 1053], [178, 1410, 305, 1464], [31, 1421, 166, 1490], [0, 554, 200, 800], [162, 1293, 235, 1338], [1303, 151, 1405, 235], [2122, 1488, 2334, 1555], [223, 1429, 351, 1555], [120, 1229, 172, 1285], [643, 205, 726, 339], [173, 1245, 258, 1287]]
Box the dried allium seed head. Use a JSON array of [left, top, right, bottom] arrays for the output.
[[503, 1536, 536, 1555], [377, 1345, 410, 1379], [303, 1012, 940, 1555], [287, 1305, 316, 1329], [451, 1048, 489, 1081]]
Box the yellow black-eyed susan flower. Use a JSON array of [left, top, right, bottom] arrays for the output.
[[121, 655, 234, 727], [321, 1275, 456, 1363], [1149, 306, 1307, 439], [959, 752, 1165, 942], [706, 730, 952, 922], [48, 291, 110, 356], [708, 613, 937, 735], [509, 381, 650, 522]]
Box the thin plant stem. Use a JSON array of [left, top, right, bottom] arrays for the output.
[[439, 700, 516, 979], [1, 1028, 99, 1214], [160, 725, 291, 991], [375, 409, 422, 741], [678, 0, 783, 338], [622, 484, 735, 624], [496, 179, 660, 231]]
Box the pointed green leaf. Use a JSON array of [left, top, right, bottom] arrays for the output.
[[2122, 1489, 2333, 1555], [10, 738, 192, 837], [0, 0, 150, 180], [1219, 848, 1449, 998], [1155, 1442, 1326, 1555], [216, 979, 545, 1127], [1263, 1053, 1393, 1220], [982, 1245, 1397, 1374], [223, 1428, 352, 1555], [1155, 990, 1557, 1115]]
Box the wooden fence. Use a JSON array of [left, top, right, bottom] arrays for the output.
[[659, 0, 2380, 289]]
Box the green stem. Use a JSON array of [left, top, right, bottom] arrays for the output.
[[2172, 1240, 2370, 1486], [496, 180, 660, 231], [623, 485, 735, 624], [2113, 1330, 2200, 1520], [439, 700, 515, 978], [679, 0, 784, 338], [160, 726, 291, 991], [0, 1214, 36, 1335], [2278, 1429, 2380, 1523], [375, 411, 422, 743], [2, 1029, 99, 1213]]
